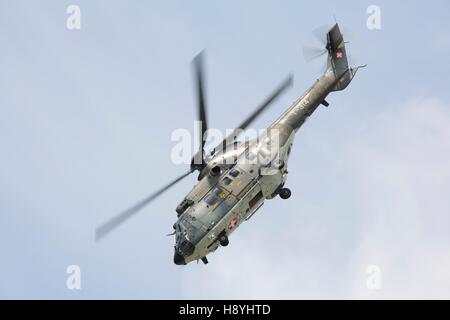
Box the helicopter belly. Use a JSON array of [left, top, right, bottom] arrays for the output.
[[185, 180, 271, 263]]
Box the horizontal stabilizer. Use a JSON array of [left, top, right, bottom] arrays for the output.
[[330, 64, 366, 92]]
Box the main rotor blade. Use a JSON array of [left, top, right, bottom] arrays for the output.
[[95, 169, 194, 241], [193, 51, 208, 159], [217, 74, 293, 150]]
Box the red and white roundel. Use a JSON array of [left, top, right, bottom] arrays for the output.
[[228, 216, 238, 230]]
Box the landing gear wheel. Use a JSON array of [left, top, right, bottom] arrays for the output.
[[219, 233, 229, 247], [279, 188, 291, 200]]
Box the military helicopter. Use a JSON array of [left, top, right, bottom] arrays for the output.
[[96, 23, 364, 265]]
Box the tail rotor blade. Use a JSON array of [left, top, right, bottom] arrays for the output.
[[95, 169, 194, 241], [312, 25, 330, 46], [302, 46, 327, 62], [341, 25, 354, 43]]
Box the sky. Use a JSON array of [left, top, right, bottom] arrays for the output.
[[1, 0, 450, 299]]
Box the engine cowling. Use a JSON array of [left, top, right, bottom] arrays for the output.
[[176, 198, 194, 215]]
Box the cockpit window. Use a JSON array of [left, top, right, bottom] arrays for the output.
[[223, 177, 232, 185], [229, 169, 240, 177], [178, 215, 198, 237]]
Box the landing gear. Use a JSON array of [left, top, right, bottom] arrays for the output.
[[279, 188, 291, 200], [218, 232, 229, 247], [201, 256, 208, 264]]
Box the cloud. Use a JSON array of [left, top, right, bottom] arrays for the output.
[[180, 98, 450, 299], [432, 34, 450, 50], [346, 98, 450, 299]]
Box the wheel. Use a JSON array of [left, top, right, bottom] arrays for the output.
[[219, 233, 229, 247], [279, 188, 291, 200]]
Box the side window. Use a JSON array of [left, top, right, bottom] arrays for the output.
[[204, 194, 217, 206], [204, 187, 226, 207], [212, 187, 226, 200], [230, 169, 240, 177], [223, 177, 232, 185]]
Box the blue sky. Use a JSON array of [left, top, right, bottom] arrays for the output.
[[1, 0, 450, 299]]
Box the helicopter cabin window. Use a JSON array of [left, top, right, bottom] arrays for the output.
[[204, 187, 226, 207], [229, 169, 240, 177], [204, 194, 218, 206], [212, 187, 226, 200], [222, 177, 232, 185]]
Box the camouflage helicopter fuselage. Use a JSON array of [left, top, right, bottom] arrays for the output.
[[173, 24, 364, 265]]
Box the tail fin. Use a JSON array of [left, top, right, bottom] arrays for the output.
[[326, 23, 365, 92]]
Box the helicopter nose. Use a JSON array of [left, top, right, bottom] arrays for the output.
[[173, 252, 186, 265]]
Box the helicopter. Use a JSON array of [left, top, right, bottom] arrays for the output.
[[95, 23, 365, 265]]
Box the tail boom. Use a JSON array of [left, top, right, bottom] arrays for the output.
[[270, 23, 364, 137]]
